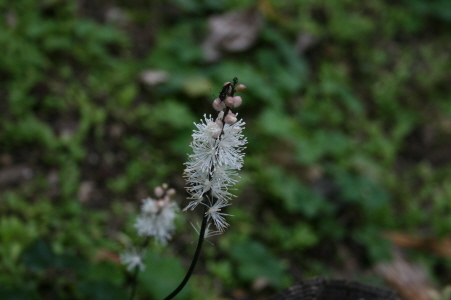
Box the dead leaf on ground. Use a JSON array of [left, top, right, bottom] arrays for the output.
[[203, 9, 263, 62], [385, 231, 451, 258], [375, 249, 436, 300], [96, 248, 120, 264]]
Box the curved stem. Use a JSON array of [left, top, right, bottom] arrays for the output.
[[128, 237, 150, 300], [128, 267, 140, 300], [163, 206, 208, 300]]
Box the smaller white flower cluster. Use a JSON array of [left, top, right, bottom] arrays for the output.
[[121, 184, 178, 272], [134, 184, 178, 245], [184, 80, 247, 234]]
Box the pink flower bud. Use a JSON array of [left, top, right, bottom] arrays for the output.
[[163, 195, 170, 204], [235, 84, 247, 93], [167, 188, 176, 196], [154, 186, 164, 198], [225, 112, 237, 124], [217, 111, 224, 120], [225, 96, 234, 107], [157, 198, 167, 209], [233, 96, 242, 107], [212, 98, 225, 111], [215, 120, 224, 129]]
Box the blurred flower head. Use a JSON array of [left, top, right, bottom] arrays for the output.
[[134, 185, 178, 244]]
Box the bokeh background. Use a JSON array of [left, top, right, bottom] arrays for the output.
[[1, 0, 451, 299]]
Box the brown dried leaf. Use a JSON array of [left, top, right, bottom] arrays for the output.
[[385, 231, 451, 257], [375, 249, 435, 300], [95, 248, 120, 264], [203, 9, 263, 62]]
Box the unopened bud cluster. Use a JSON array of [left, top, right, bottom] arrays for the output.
[[212, 82, 247, 126], [184, 78, 247, 233]]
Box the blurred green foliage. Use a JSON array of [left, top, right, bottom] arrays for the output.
[[1, 0, 451, 299]]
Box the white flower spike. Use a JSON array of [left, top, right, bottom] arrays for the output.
[[183, 78, 247, 233], [157, 78, 247, 300]]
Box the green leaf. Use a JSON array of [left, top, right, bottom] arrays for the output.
[[230, 241, 287, 288], [21, 239, 55, 273], [139, 250, 191, 299], [78, 280, 127, 300], [258, 109, 298, 138], [353, 226, 392, 262], [78, 261, 123, 285], [333, 170, 391, 211], [0, 286, 38, 300], [269, 222, 319, 251], [266, 166, 334, 218]]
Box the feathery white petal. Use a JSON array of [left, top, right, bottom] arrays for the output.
[[204, 199, 233, 232], [120, 247, 146, 272]]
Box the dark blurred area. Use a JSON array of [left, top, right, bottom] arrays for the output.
[[1, 0, 451, 299]]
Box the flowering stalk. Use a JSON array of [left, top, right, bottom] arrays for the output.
[[121, 184, 178, 300], [127, 237, 150, 300], [164, 77, 247, 299]]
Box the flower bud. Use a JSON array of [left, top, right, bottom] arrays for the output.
[[212, 98, 225, 111], [225, 112, 237, 124], [225, 96, 234, 107], [156, 198, 166, 209], [233, 96, 242, 107], [223, 82, 231, 86], [162, 195, 170, 204], [217, 111, 224, 120], [167, 188, 176, 196], [154, 186, 164, 198], [162, 183, 168, 189], [235, 84, 247, 93]]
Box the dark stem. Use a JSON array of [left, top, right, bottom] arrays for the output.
[[163, 206, 208, 300], [221, 78, 238, 128], [128, 237, 151, 300]]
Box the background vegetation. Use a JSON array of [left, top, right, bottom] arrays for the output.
[[1, 0, 451, 299]]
